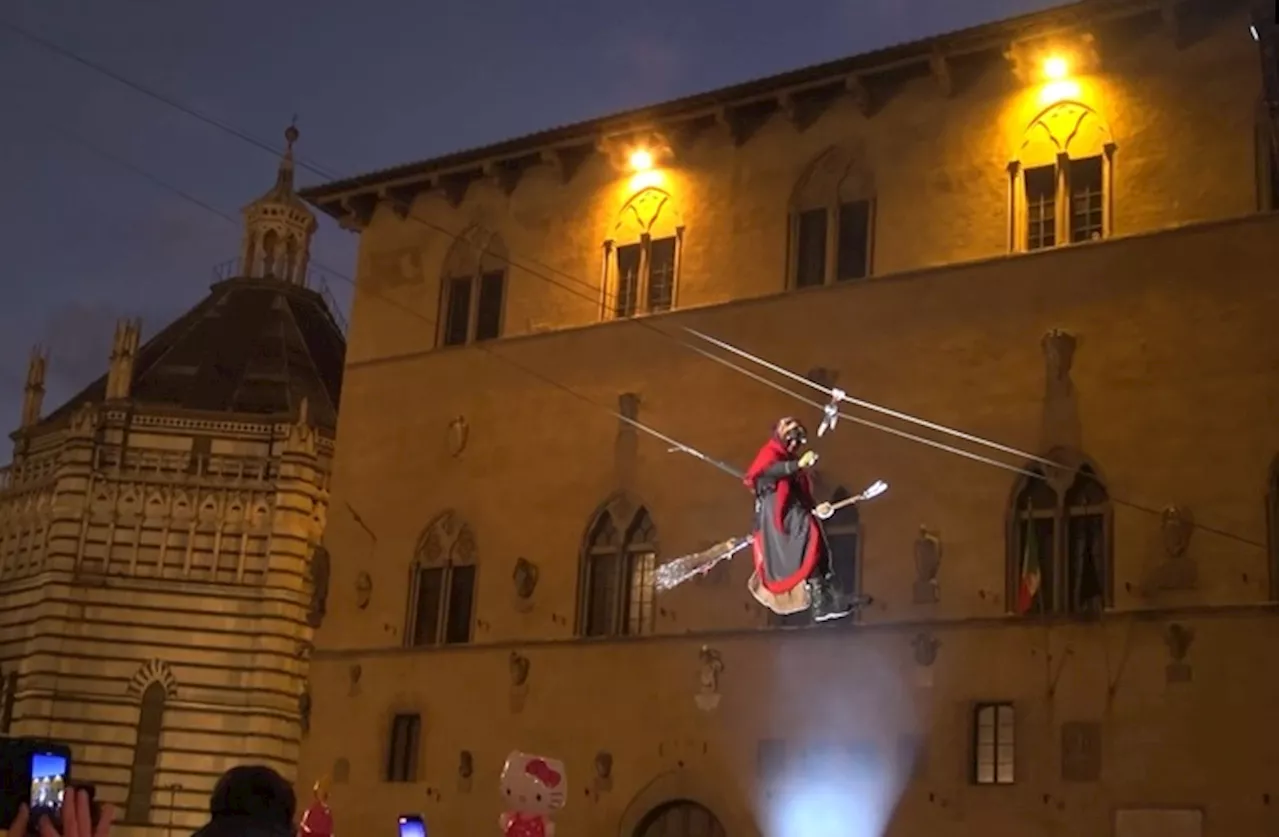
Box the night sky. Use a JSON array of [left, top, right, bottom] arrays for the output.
[[0, 0, 1059, 435]]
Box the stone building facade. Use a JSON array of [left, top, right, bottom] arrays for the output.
[[298, 1, 1278, 835], [0, 129, 345, 836]]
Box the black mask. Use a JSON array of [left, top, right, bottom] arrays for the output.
[[779, 423, 807, 449]]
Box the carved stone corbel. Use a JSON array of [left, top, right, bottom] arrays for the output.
[[911, 632, 940, 688], [618, 392, 640, 428], [510, 652, 530, 685], [439, 171, 477, 208], [780, 92, 825, 132], [355, 571, 373, 609], [929, 50, 953, 97], [457, 750, 474, 792], [509, 651, 531, 713], [541, 145, 593, 184], [716, 105, 770, 147], [338, 194, 376, 230], [483, 159, 526, 196], [1040, 328, 1083, 458], [694, 646, 724, 712], [913, 526, 941, 604], [512, 557, 539, 612], [382, 182, 427, 220], [594, 751, 614, 793], [780, 92, 801, 126], [1164, 622, 1194, 683], [844, 75, 872, 116], [668, 115, 714, 153]]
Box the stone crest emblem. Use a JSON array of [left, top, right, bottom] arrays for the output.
[[447, 415, 469, 457]]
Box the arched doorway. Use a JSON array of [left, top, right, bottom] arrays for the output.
[[634, 800, 726, 837]]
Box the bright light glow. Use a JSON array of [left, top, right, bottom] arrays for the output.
[[628, 169, 663, 191], [1039, 78, 1081, 105], [757, 646, 910, 837], [1043, 55, 1069, 81], [629, 148, 654, 171]]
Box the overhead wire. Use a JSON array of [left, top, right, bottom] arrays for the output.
[[4, 18, 1267, 550], [5, 16, 1055, 472], [30, 112, 361, 288], [4, 20, 1032, 480], [34, 107, 1030, 483], [1, 18, 1062, 463], [684, 326, 1066, 472], [683, 330, 1267, 548], [19, 109, 752, 482], [677, 338, 1042, 479]]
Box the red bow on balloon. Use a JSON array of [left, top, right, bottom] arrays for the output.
[[524, 759, 562, 788]]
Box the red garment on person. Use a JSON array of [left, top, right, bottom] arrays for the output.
[[298, 801, 333, 837], [743, 436, 823, 593]]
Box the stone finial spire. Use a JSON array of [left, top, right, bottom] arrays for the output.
[[20, 346, 47, 429], [105, 319, 142, 401], [279, 120, 299, 188], [237, 121, 317, 285]]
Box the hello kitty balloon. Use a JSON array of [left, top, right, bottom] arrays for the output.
[[499, 751, 567, 837]]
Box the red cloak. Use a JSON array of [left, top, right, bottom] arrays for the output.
[[744, 437, 822, 593]]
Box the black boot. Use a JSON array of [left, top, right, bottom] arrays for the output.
[[807, 576, 854, 623]]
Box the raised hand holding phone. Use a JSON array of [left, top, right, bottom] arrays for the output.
[[7, 789, 115, 837]]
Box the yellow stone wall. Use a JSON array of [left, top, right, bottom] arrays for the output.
[[343, 9, 1264, 365], [302, 6, 1277, 837]]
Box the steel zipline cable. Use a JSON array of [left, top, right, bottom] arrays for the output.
[[3, 18, 1265, 550]]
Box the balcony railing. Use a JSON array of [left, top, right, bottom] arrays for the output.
[[93, 446, 280, 482], [0, 458, 61, 493]]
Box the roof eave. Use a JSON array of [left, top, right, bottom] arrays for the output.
[[299, 0, 1176, 218]]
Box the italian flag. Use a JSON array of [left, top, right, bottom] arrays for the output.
[[1016, 515, 1041, 615]]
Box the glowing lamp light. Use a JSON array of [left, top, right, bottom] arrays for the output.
[[628, 148, 654, 172], [1043, 55, 1069, 81]]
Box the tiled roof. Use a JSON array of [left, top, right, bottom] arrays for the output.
[[44, 278, 346, 429]]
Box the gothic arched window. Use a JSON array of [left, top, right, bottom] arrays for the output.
[[405, 511, 477, 647], [788, 145, 875, 289], [124, 682, 166, 824], [439, 227, 507, 347], [579, 500, 657, 637], [1009, 101, 1115, 252], [604, 188, 683, 319], [1008, 462, 1111, 616]]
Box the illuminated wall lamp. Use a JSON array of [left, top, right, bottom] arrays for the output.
[[1043, 55, 1070, 81], [628, 148, 655, 172]]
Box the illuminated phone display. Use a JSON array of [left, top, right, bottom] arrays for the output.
[[29, 751, 68, 812], [398, 815, 426, 837]]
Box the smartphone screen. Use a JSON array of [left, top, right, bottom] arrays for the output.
[[397, 815, 426, 837], [28, 751, 68, 811]]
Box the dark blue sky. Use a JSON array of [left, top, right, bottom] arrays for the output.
[[0, 0, 1058, 434]]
